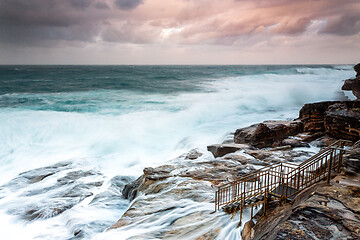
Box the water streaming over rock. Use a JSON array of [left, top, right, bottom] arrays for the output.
[[0, 65, 355, 239]]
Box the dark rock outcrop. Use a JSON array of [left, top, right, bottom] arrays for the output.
[[354, 63, 360, 78], [242, 220, 255, 240], [281, 138, 310, 148], [207, 143, 250, 158], [342, 78, 360, 100], [113, 149, 264, 239], [247, 174, 360, 240], [341, 63, 360, 99], [343, 145, 360, 175], [299, 101, 340, 132], [234, 120, 303, 148], [324, 101, 360, 141], [1, 162, 106, 221], [342, 78, 356, 91], [299, 101, 360, 141]]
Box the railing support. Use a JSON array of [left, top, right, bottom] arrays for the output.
[[214, 140, 352, 214], [337, 142, 344, 173], [327, 150, 333, 184]]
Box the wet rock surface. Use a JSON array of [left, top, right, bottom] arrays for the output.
[[343, 145, 360, 175], [0, 161, 134, 240], [299, 101, 360, 141], [244, 144, 360, 240], [325, 101, 360, 141], [355, 63, 360, 78], [247, 173, 360, 240], [207, 143, 251, 158], [110, 70, 360, 239], [110, 141, 320, 239], [299, 101, 340, 132], [342, 64, 360, 100], [234, 120, 303, 148], [1, 163, 105, 221]]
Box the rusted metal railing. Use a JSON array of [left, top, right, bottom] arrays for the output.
[[215, 140, 352, 213]]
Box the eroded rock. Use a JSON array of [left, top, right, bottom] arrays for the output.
[[234, 120, 303, 148], [324, 101, 360, 141], [282, 138, 310, 148], [207, 143, 250, 158], [355, 63, 360, 78], [343, 146, 360, 175], [249, 174, 360, 240], [299, 101, 340, 132], [1, 162, 105, 221]]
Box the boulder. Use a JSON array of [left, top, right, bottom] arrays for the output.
[[299, 101, 340, 132], [207, 143, 250, 158], [341, 64, 360, 99], [343, 146, 360, 175], [234, 120, 303, 148], [342, 78, 360, 100], [250, 176, 360, 240], [352, 78, 360, 99], [310, 135, 336, 147], [184, 149, 203, 160], [224, 155, 269, 166], [242, 220, 255, 240], [324, 101, 360, 141], [355, 63, 360, 78], [1, 162, 105, 222], [342, 79, 355, 91], [281, 138, 310, 148]]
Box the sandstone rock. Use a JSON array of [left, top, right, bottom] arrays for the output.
[[207, 143, 250, 158], [296, 132, 325, 143], [324, 101, 360, 141], [246, 149, 272, 160], [355, 63, 360, 78], [1, 162, 105, 222], [342, 78, 355, 91], [269, 145, 292, 151], [242, 220, 255, 240], [234, 120, 303, 148], [250, 175, 360, 240], [342, 78, 360, 100], [245, 148, 312, 164], [184, 149, 203, 160], [282, 138, 310, 148], [343, 146, 360, 175], [352, 78, 360, 100], [299, 101, 340, 132], [114, 175, 229, 239], [224, 155, 269, 166], [310, 135, 336, 147], [299, 101, 360, 141], [342, 64, 360, 99]]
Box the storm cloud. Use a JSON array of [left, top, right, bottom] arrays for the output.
[[0, 0, 359, 64], [115, 0, 144, 10]]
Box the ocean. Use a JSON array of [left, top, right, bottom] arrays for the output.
[[0, 65, 355, 239]]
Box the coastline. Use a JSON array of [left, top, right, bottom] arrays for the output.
[[107, 65, 360, 239], [0, 65, 358, 239], [105, 99, 360, 239]]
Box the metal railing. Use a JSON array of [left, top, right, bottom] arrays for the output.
[[215, 140, 352, 212]]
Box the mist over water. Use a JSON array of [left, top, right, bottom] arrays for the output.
[[0, 65, 355, 239]]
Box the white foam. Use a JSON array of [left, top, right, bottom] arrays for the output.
[[0, 66, 355, 239]]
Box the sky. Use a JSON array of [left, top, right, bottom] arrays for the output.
[[0, 0, 359, 65]]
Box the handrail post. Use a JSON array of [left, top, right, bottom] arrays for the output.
[[327, 149, 334, 184], [337, 141, 344, 173], [297, 169, 301, 190]]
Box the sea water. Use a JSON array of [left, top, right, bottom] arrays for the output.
[[0, 65, 355, 239]]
